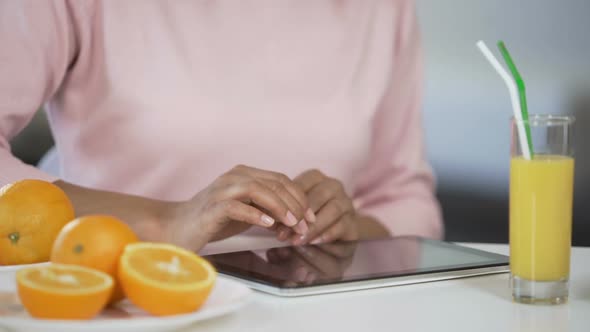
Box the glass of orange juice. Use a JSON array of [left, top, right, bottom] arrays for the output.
[[510, 114, 575, 304]]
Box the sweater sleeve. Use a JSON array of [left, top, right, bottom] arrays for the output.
[[352, 0, 443, 239], [0, 0, 78, 186]]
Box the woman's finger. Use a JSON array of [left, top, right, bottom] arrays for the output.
[[221, 180, 299, 227], [310, 219, 346, 244], [305, 178, 344, 213], [294, 169, 326, 191], [292, 220, 309, 235], [259, 179, 309, 233], [274, 224, 293, 241], [213, 199, 276, 228], [295, 197, 353, 245], [311, 214, 358, 244], [233, 165, 311, 222]]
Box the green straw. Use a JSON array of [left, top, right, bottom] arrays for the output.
[[497, 41, 535, 157]]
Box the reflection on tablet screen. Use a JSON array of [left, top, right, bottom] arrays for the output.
[[204, 236, 507, 288]]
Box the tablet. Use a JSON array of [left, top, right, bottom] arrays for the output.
[[202, 236, 509, 297]]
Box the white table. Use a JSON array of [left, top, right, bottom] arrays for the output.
[[192, 240, 590, 332]]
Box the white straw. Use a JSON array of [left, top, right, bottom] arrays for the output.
[[476, 40, 531, 160]]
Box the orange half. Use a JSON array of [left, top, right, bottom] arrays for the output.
[[118, 242, 216, 316], [16, 263, 113, 319]]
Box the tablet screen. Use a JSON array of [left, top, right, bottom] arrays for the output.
[[203, 236, 508, 289]]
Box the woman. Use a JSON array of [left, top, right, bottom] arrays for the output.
[[0, 0, 443, 252]]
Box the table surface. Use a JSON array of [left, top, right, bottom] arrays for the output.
[[190, 239, 590, 332]]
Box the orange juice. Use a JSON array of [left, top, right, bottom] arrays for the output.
[[510, 155, 574, 281]]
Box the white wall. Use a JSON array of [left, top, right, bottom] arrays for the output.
[[416, 0, 590, 195]]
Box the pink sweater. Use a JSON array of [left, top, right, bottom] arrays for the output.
[[0, 0, 442, 239]]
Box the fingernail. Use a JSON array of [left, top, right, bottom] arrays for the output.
[[305, 208, 317, 223], [293, 220, 309, 235], [305, 272, 317, 283], [310, 236, 323, 245], [286, 211, 298, 226], [292, 234, 306, 246], [278, 229, 290, 241], [261, 214, 275, 226]]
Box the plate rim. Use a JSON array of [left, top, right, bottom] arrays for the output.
[[0, 276, 251, 329], [0, 262, 50, 272]]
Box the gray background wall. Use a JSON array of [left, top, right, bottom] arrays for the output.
[[9, 0, 590, 245], [416, 0, 590, 245]]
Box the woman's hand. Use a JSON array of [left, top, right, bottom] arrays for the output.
[[163, 165, 313, 251], [275, 169, 359, 245]]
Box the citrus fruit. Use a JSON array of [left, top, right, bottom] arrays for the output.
[[16, 263, 113, 319], [0, 179, 75, 265], [118, 242, 216, 316], [50, 215, 138, 304]]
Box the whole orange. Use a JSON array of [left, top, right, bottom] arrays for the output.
[[0, 179, 75, 265], [50, 215, 138, 304]]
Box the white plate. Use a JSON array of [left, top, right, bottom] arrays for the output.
[[0, 263, 50, 272], [0, 263, 50, 291], [0, 277, 251, 332]]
